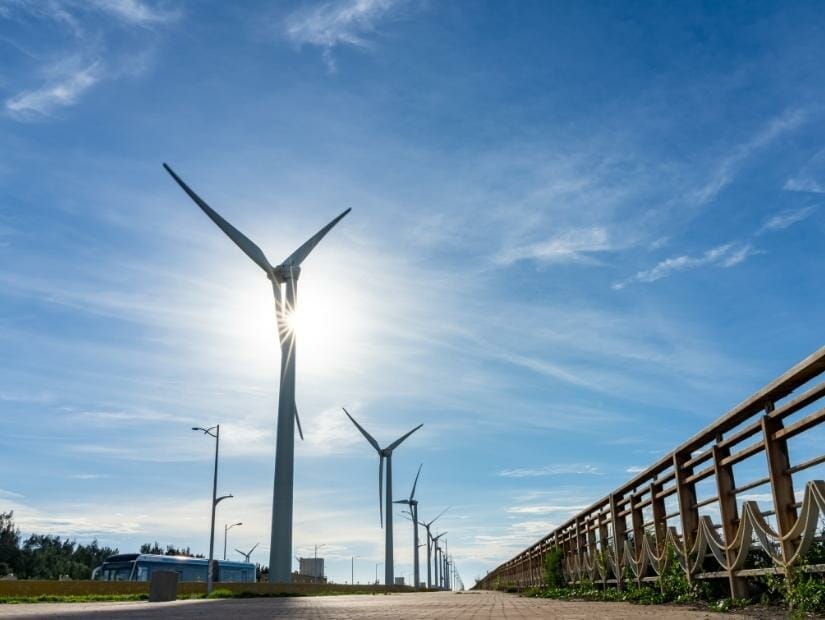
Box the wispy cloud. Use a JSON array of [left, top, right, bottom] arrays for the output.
[[5, 59, 101, 118], [613, 242, 759, 289], [505, 504, 588, 515], [499, 464, 602, 478], [284, 0, 407, 71], [89, 0, 177, 26], [625, 465, 645, 474], [757, 206, 816, 234], [688, 109, 807, 207], [495, 227, 614, 265], [2, 0, 174, 120]]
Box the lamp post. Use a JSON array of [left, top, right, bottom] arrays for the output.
[[192, 425, 233, 593], [314, 544, 326, 583], [224, 522, 242, 561]]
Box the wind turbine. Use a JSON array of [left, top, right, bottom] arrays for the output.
[[432, 531, 447, 590], [235, 543, 260, 563], [418, 506, 449, 589], [164, 163, 350, 582], [342, 407, 422, 586], [393, 464, 422, 589]]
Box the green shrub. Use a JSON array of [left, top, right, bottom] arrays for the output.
[[543, 547, 565, 588], [206, 588, 234, 599]]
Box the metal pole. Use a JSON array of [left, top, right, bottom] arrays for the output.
[[425, 526, 431, 588], [385, 454, 393, 586], [351, 556, 354, 585], [412, 504, 419, 588], [207, 425, 220, 594], [270, 273, 297, 583]]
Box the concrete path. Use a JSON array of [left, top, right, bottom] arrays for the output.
[[0, 591, 777, 619]]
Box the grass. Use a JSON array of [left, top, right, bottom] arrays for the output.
[[0, 594, 148, 604]]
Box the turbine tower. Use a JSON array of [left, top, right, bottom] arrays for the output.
[[418, 506, 449, 589], [432, 531, 446, 590], [393, 464, 422, 589], [164, 163, 350, 582], [343, 407, 422, 586]]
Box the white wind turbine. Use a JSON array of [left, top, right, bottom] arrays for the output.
[[235, 542, 260, 563], [342, 407, 422, 586], [393, 464, 422, 589], [164, 163, 350, 582], [418, 506, 449, 589]]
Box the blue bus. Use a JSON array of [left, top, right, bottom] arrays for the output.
[[93, 553, 256, 583]]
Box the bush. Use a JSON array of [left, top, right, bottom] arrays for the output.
[[543, 547, 565, 588]]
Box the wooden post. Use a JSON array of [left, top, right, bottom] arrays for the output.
[[712, 444, 748, 598], [761, 406, 798, 567], [673, 452, 699, 582], [630, 491, 644, 585], [649, 480, 667, 551], [599, 516, 610, 583], [610, 493, 626, 588]]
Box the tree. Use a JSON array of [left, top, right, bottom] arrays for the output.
[[0, 512, 20, 574], [139, 542, 203, 558]]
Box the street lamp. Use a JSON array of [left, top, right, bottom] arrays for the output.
[[224, 522, 243, 561], [192, 425, 233, 593]]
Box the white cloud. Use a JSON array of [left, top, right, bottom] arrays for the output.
[[688, 109, 807, 207], [613, 241, 759, 289], [505, 504, 588, 515], [284, 0, 407, 71], [495, 226, 614, 265], [5, 59, 101, 118], [90, 0, 177, 25], [784, 177, 825, 194], [625, 465, 645, 474], [757, 206, 816, 234], [499, 464, 602, 478]]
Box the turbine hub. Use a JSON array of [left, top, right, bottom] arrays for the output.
[[269, 265, 301, 283]]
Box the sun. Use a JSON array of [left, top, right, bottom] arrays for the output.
[[215, 269, 364, 379]]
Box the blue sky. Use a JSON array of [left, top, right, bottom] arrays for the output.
[[1, 0, 824, 586]]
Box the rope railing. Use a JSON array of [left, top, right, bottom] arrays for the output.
[[476, 346, 825, 597]]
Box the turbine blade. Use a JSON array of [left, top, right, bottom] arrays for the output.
[[342, 408, 380, 451], [379, 455, 384, 528], [393, 499, 411, 505], [429, 505, 451, 526], [281, 208, 351, 267], [249, 543, 259, 554], [410, 463, 422, 501], [387, 423, 423, 451], [294, 401, 304, 441], [163, 164, 273, 274]]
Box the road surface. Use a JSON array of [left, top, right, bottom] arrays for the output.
[[0, 590, 778, 619]]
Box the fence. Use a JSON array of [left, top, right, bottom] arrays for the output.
[[476, 346, 825, 597]]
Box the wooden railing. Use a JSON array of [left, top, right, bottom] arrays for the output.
[[476, 346, 825, 596]]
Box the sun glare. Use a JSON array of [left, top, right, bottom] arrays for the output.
[[215, 269, 364, 379]]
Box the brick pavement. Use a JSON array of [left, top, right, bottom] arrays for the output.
[[0, 590, 777, 619]]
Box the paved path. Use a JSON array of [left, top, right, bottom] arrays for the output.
[[0, 591, 777, 619]]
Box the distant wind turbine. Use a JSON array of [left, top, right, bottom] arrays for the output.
[[343, 407, 422, 586], [394, 464, 422, 589], [164, 163, 350, 582], [235, 542, 260, 563], [418, 506, 449, 589]]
